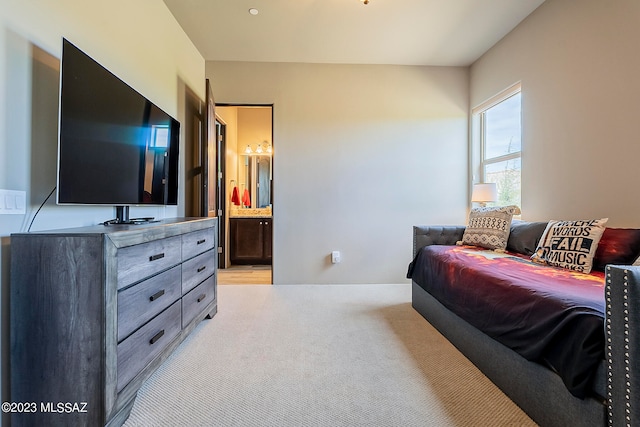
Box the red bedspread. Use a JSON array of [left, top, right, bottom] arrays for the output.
[[408, 245, 605, 398]]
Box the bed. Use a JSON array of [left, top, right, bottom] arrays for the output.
[[408, 225, 640, 427]]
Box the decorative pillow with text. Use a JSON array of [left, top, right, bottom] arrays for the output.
[[461, 205, 518, 251], [531, 218, 608, 273]]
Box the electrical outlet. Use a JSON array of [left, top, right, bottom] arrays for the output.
[[331, 251, 341, 264]]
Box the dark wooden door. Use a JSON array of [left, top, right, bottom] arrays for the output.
[[263, 218, 272, 262], [204, 79, 216, 218], [230, 218, 264, 264], [184, 87, 203, 217], [229, 218, 273, 265], [184, 81, 216, 218], [216, 120, 226, 267]]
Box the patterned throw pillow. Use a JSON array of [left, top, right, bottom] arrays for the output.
[[531, 218, 609, 273], [461, 205, 518, 250]]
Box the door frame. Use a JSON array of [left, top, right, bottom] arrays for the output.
[[215, 103, 274, 280], [215, 117, 227, 268]]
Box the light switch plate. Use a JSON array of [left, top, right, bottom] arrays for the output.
[[0, 189, 26, 215]]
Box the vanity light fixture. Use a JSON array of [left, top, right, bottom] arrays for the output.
[[244, 142, 273, 155]]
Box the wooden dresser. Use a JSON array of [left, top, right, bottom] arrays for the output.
[[10, 217, 217, 427]]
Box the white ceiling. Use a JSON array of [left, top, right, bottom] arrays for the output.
[[163, 0, 545, 67]]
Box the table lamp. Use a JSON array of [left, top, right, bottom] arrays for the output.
[[471, 183, 497, 207]]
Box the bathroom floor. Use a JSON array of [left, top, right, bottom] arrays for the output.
[[217, 265, 272, 285]]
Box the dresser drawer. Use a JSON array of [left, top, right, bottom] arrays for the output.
[[182, 228, 215, 261], [182, 275, 216, 328], [117, 265, 182, 342], [182, 250, 215, 294], [116, 236, 182, 289], [116, 301, 181, 392]]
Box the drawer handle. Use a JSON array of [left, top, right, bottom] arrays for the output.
[[149, 289, 165, 301], [149, 329, 165, 345], [149, 253, 165, 262], [197, 239, 206, 245], [197, 293, 206, 303], [197, 266, 206, 273]]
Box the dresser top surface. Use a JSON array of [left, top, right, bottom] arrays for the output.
[[12, 218, 217, 249], [18, 217, 213, 234]]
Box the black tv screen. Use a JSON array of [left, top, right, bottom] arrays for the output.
[[57, 39, 179, 208]]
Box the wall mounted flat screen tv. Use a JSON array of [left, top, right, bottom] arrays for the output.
[[57, 39, 180, 220]]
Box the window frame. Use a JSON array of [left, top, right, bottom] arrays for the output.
[[471, 82, 522, 207]]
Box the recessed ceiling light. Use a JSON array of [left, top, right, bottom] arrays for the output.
[[248, 8, 259, 15]]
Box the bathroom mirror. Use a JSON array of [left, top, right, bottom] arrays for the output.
[[256, 155, 271, 208], [240, 155, 271, 208]]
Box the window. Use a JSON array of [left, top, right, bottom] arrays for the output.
[[150, 124, 170, 148], [473, 83, 522, 208]]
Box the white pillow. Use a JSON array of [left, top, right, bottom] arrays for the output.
[[531, 218, 608, 273]]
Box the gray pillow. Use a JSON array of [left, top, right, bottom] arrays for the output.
[[507, 220, 549, 255]]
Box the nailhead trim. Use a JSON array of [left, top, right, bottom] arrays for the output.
[[606, 266, 614, 425], [623, 270, 631, 427], [606, 267, 633, 427]]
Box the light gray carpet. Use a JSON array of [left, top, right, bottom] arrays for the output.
[[123, 284, 537, 426]]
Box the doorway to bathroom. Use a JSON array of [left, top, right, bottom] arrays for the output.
[[215, 104, 273, 285]]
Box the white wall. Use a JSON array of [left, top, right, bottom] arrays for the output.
[[0, 0, 204, 231], [0, 0, 204, 417], [470, 0, 640, 227], [208, 62, 469, 284]]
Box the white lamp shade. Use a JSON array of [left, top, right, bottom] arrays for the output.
[[471, 183, 497, 203]]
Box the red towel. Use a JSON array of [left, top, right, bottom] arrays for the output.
[[231, 187, 240, 206], [242, 189, 251, 207]]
